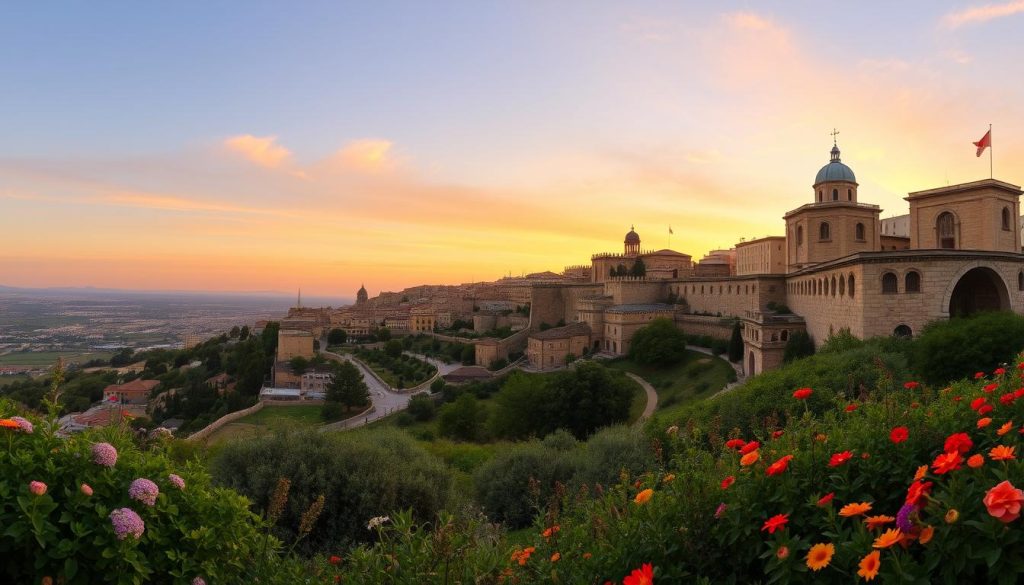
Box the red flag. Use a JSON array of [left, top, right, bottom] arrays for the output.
[[974, 129, 991, 157]]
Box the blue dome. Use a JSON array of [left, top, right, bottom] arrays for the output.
[[815, 145, 856, 184]]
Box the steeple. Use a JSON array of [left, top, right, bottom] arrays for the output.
[[297, 288, 302, 308]]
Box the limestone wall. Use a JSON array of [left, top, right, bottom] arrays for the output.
[[669, 276, 786, 317], [676, 315, 735, 341], [186, 401, 264, 442]]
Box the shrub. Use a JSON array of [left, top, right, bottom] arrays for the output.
[[783, 330, 815, 363], [437, 394, 488, 442], [911, 311, 1024, 385], [406, 394, 436, 422], [630, 318, 687, 366]]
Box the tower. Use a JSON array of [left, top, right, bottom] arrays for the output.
[[356, 284, 368, 306], [624, 226, 641, 257]]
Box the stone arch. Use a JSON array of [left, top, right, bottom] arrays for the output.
[[831, 275, 837, 296], [839, 274, 846, 296], [781, 329, 789, 341], [894, 324, 912, 338], [855, 222, 865, 241], [832, 188, 838, 201], [847, 188, 853, 201], [848, 273, 856, 298], [1019, 270, 1024, 292], [881, 272, 898, 294], [947, 265, 1010, 317]]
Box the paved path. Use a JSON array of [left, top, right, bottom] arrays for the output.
[[625, 372, 658, 422], [319, 349, 415, 431], [682, 345, 747, 398], [403, 352, 462, 376]]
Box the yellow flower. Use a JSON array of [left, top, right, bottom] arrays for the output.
[[805, 543, 835, 571], [634, 488, 654, 505], [740, 450, 760, 466]]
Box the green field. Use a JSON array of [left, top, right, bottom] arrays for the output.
[[0, 374, 31, 387], [203, 404, 326, 445], [606, 350, 737, 417], [0, 351, 114, 367]]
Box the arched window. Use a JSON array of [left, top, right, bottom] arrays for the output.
[[1018, 271, 1023, 291], [839, 275, 845, 296], [832, 188, 839, 201], [781, 330, 789, 341], [855, 223, 865, 241], [905, 271, 921, 293], [818, 190, 822, 202], [937, 212, 956, 248], [831, 276, 837, 296], [848, 274, 855, 298], [820, 222, 831, 241], [882, 272, 898, 294], [1002, 206, 1012, 231], [894, 324, 912, 338], [797, 226, 804, 245], [847, 188, 852, 201]]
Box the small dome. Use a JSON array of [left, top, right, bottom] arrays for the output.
[[624, 227, 641, 244], [814, 145, 856, 184]]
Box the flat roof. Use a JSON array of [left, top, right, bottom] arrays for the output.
[[907, 178, 1022, 199], [606, 303, 675, 314]]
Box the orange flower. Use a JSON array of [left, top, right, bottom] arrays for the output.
[[945, 509, 959, 524], [634, 488, 654, 505], [919, 525, 934, 545], [845, 403, 858, 412], [761, 513, 789, 534], [805, 543, 834, 571], [839, 502, 873, 517], [662, 473, 675, 483], [984, 480, 1024, 523], [857, 550, 881, 581], [740, 451, 760, 466], [863, 515, 895, 530], [542, 525, 560, 538], [998, 421, 1014, 436], [931, 451, 963, 474], [550, 552, 560, 562], [765, 455, 794, 476], [872, 528, 902, 549], [977, 417, 992, 429], [622, 563, 654, 585], [913, 465, 928, 481], [829, 451, 853, 467], [0, 419, 20, 429], [968, 454, 985, 468], [793, 387, 813, 400], [989, 445, 1016, 461], [582, 552, 592, 559]]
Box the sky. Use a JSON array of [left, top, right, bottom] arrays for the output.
[[2, 1, 1023, 297]]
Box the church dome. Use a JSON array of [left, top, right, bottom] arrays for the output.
[[624, 227, 641, 244], [815, 145, 856, 184]]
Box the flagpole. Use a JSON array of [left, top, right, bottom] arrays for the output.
[[989, 123, 993, 179]]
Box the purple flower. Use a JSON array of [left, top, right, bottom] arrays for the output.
[[714, 502, 728, 519], [11, 416, 33, 434], [168, 473, 186, 490], [109, 508, 145, 540], [129, 478, 159, 506], [92, 442, 118, 467], [896, 503, 918, 532]]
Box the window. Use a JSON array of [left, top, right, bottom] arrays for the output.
[[832, 188, 838, 201], [847, 188, 853, 201], [818, 190, 822, 202], [855, 222, 865, 241], [831, 276, 837, 296], [1002, 207, 1012, 231], [894, 325, 912, 338], [839, 275, 845, 296], [781, 330, 789, 341], [937, 212, 956, 248], [1018, 271, 1023, 291], [905, 271, 921, 293], [797, 226, 804, 246], [882, 272, 898, 294], [820, 222, 831, 241]]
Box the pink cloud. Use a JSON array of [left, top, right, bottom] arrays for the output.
[[942, 0, 1024, 28], [223, 134, 292, 168]]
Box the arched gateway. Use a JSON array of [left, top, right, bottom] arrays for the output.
[[948, 267, 1010, 317]]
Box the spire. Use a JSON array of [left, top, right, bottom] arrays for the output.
[[297, 288, 301, 308], [830, 128, 841, 162]]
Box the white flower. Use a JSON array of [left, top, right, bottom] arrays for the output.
[[366, 515, 390, 530]]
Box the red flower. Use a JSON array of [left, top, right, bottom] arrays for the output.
[[829, 451, 853, 467], [845, 403, 858, 412], [817, 492, 835, 507], [771, 430, 785, 439], [766, 455, 794, 476], [1000, 393, 1016, 406], [1015, 388, 1024, 399], [984, 383, 999, 394], [329, 555, 342, 566], [903, 381, 920, 390], [622, 563, 654, 585], [724, 438, 745, 450], [943, 433, 973, 454], [720, 476, 735, 490], [979, 404, 994, 415], [906, 480, 933, 506], [793, 388, 813, 400], [739, 441, 760, 455], [931, 451, 963, 475], [975, 372, 986, 380], [762, 513, 789, 534], [995, 367, 1007, 376], [970, 397, 987, 411], [889, 426, 909, 444]]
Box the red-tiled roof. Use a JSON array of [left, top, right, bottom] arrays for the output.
[[102, 379, 160, 396]]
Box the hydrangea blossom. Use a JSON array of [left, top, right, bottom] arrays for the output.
[[11, 416, 33, 434], [92, 442, 118, 467], [895, 503, 918, 532], [109, 508, 145, 540], [129, 478, 159, 506], [168, 473, 186, 490], [366, 515, 390, 530]]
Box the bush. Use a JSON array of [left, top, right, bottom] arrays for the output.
[[437, 393, 487, 442], [406, 394, 436, 422], [630, 318, 687, 366], [911, 311, 1024, 385], [783, 330, 815, 363]]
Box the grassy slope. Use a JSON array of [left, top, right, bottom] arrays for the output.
[[204, 404, 326, 445], [0, 351, 114, 366], [606, 350, 736, 418]]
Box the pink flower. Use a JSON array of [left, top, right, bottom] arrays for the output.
[[714, 502, 728, 518], [10, 416, 33, 434], [168, 474, 186, 490], [984, 480, 1024, 523], [129, 478, 159, 506], [192, 578, 206, 585], [92, 442, 118, 467], [29, 481, 47, 496], [80, 483, 93, 497], [109, 508, 145, 540]]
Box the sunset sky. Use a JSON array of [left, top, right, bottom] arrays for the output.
[[2, 1, 1023, 297]]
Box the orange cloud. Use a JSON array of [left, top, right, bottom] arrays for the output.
[[224, 134, 292, 168], [332, 139, 396, 173], [942, 0, 1024, 28]]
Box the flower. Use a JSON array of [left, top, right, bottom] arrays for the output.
[[979, 404, 994, 415], [814, 433, 828, 442], [583, 552, 592, 559], [977, 417, 992, 428], [740, 451, 760, 466], [864, 515, 895, 530], [970, 397, 987, 411], [975, 371, 985, 379], [914, 465, 928, 481], [984, 383, 999, 393], [168, 473, 186, 490], [366, 516, 390, 530], [845, 403, 858, 412], [662, 474, 675, 483], [761, 513, 789, 534], [858, 550, 881, 581], [550, 552, 560, 562], [0, 419, 18, 429], [29, 481, 47, 496], [998, 421, 1014, 436], [129, 478, 159, 506], [634, 488, 654, 505], [622, 563, 654, 585], [793, 388, 812, 400], [896, 503, 918, 531], [110, 508, 145, 540], [511, 546, 536, 566], [665, 425, 678, 436], [945, 509, 959, 524], [776, 546, 790, 560], [92, 442, 118, 467], [839, 502, 872, 517], [720, 476, 735, 490], [968, 454, 985, 468], [739, 440, 760, 455], [329, 555, 341, 565], [765, 455, 794, 476], [828, 451, 853, 467], [903, 381, 920, 389], [872, 528, 902, 549], [919, 525, 934, 544], [724, 438, 745, 450], [805, 543, 834, 571], [542, 525, 560, 538], [931, 451, 963, 474], [906, 480, 933, 506], [989, 445, 1016, 461], [889, 426, 909, 444], [10, 416, 33, 434], [714, 503, 728, 518], [80, 483, 93, 496], [192, 579, 206, 585], [771, 430, 785, 439], [984, 481, 1024, 523], [1000, 393, 1016, 405], [817, 492, 835, 507], [995, 367, 1007, 375], [943, 433, 973, 454]]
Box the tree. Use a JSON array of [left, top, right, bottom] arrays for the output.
[[783, 330, 815, 363], [629, 318, 687, 366], [630, 258, 646, 277], [229, 326, 241, 338], [327, 328, 347, 345], [261, 322, 280, 356], [109, 348, 135, 367], [438, 393, 487, 441], [375, 327, 392, 342], [239, 325, 250, 341], [289, 355, 309, 376], [325, 360, 370, 411], [384, 339, 403, 358], [460, 344, 476, 365], [728, 321, 744, 363], [407, 394, 436, 421]]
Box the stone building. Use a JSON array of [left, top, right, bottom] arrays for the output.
[[526, 322, 591, 370]]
